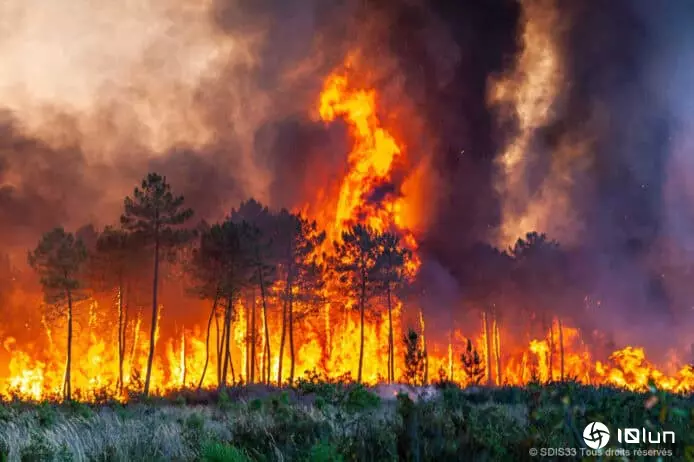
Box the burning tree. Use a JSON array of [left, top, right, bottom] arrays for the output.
[[372, 232, 411, 384], [403, 328, 426, 386], [28, 228, 88, 401], [461, 339, 485, 385], [275, 210, 325, 385], [93, 227, 145, 394], [329, 224, 380, 384], [121, 173, 194, 396], [230, 199, 278, 384], [191, 219, 251, 388], [188, 220, 223, 389], [511, 232, 568, 382]]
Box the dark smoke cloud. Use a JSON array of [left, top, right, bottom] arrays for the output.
[[0, 111, 100, 248]]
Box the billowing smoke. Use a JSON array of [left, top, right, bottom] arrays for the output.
[[1, 0, 694, 359]]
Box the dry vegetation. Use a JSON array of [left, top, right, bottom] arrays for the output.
[[0, 381, 691, 462]]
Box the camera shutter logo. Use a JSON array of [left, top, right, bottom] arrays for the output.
[[583, 422, 610, 449]]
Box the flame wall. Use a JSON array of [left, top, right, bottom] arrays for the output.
[[1, 0, 694, 398]]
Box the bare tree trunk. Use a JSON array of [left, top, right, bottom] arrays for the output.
[[244, 295, 249, 381], [258, 266, 271, 384], [483, 311, 493, 385], [216, 309, 223, 385], [358, 272, 366, 384], [288, 288, 296, 383], [277, 297, 287, 386], [65, 288, 74, 401], [220, 296, 233, 388], [419, 309, 428, 385], [250, 289, 256, 384], [143, 234, 160, 397], [494, 319, 502, 385], [121, 282, 129, 391], [117, 280, 125, 394], [558, 318, 565, 381], [386, 283, 394, 383], [198, 295, 218, 389], [549, 318, 555, 382]]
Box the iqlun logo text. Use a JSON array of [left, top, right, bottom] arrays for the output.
[[583, 421, 675, 449]]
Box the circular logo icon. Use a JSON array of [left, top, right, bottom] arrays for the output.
[[583, 422, 610, 449]]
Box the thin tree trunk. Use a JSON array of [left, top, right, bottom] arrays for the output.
[[358, 269, 366, 384], [277, 297, 287, 386], [558, 318, 565, 381], [494, 319, 502, 385], [121, 282, 129, 391], [198, 295, 218, 389], [386, 283, 394, 384], [65, 288, 74, 401], [549, 318, 555, 382], [483, 311, 493, 385], [143, 234, 160, 396], [250, 289, 256, 384], [117, 279, 125, 394], [289, 289, 296, 383], [258, 265, 271, 384], [220, 296, 233, 388], [216, 308, 223, 385]]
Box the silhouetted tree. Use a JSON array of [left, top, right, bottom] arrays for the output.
[[461, 339, 485, 385], [191, 219, 250, 388], [231, 200, 278, 384], [373, 233, 412, 383], [120, 173, 193, 396], [187, 221, 221, 389], [28, 228, 88, 401], [275, 210, 325, 384], [329, 224, 380, 383], [511, 232, 567, 379], [403, 327, 426, 386], [458, 243, 512, 385], [94, 226, 143, 394]]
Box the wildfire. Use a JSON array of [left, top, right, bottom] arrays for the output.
[[0, 56, 693, 401]]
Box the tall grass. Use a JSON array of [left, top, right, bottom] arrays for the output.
[[0, 382, 690, 461]]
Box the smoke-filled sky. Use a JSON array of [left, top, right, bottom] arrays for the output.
[[1, 0, 694, 350]]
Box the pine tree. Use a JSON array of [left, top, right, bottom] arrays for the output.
[[403, 328, 426, 386], [28, 228, 88, 401], [329, 224, 380, 383], [461, 339, 485, 385], [120, 173, 193, 396], [94, 226, 144, 394], [275, 210, 325, 384], [373, 233, 411, 383]]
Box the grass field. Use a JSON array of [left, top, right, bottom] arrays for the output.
[[0, 380, 692, 462]]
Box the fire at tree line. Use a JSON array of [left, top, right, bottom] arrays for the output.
[[22, 171, 423, 401], [10, 172, 694, 402]]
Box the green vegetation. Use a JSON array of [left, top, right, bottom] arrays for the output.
[[0, 382, 691, 462]]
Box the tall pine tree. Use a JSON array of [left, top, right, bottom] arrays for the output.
[[121, 173, 193, 396]]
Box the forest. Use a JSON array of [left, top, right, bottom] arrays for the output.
[[17, 170, 597, 404]]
